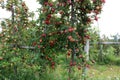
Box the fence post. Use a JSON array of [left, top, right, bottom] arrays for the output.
[[85, 40, 89, 61], [98, 42, 103, 62], [82, 39, 89, 80]]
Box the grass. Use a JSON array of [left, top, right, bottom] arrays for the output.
[[40, 64, 120, 80], [39, 53, 120, 80], [88, 64, 120, 80]]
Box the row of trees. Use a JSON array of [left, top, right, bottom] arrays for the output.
[[0, 0, 105, 80]]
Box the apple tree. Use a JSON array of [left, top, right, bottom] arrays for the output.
[[0, 0, 105, 79], [0, 0, 40, 79], [34, 0, 105, 79]]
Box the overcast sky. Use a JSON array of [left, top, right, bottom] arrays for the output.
[[98, 0, 120, 37], [0, 0, 120, 37]]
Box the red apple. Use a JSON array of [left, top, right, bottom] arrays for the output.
[[68, 36, 72, 39], [49, 3, 53, 7], [79, 54, 83, 58], [101, 0, 105, 3], [41, 33, 46, 37], [73, 62, 76, 66], [92, 0, 96, 3], [68, 27, 74, 32], [22, 2, 25, 6], [87, 18, 91, 23], [49, 58, 52, 61], [67, 0, 72, 5], [70, 38, 75, 42], [67, 51, 71, 56], [63, 30, 67, 33], [58, 2, 62, 6], [32, 42, 37, 46], [52, 62, 55, 65], [95, 16, 98, 21], [44, 2, 48, 6], [49, 40, 54, 47], [45, 20, 50, 25], [59, 10, 64, 14], [63, 2, 66, 7], [51, 65, 55, 69], [51, 8, 55, 13], [85, 35, 90, 39], [47, 14, 51, 18], [39, 39, 42, 43], [94, 10, 99, 14], [86, 64, 90, 68], [38, 45, 41, 48], [78, 66, 81, 70]]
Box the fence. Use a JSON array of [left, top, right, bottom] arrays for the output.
[[86, 41, 120, 61]]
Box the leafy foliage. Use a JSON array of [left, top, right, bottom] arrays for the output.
[[0, 0, 105, 79]]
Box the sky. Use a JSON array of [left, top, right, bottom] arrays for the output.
[[97, 0, 120, 37], [0, 0, 120, 37]]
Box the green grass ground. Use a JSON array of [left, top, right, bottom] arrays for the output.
[[41, 64, 120, 80], [88, 65, 120, 80]]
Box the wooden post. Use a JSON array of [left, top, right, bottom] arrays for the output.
[[82, 40, 89, 80], [98, 42, 103, 62], [84, 40, 89, 61]]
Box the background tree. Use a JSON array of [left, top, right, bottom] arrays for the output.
[[0, 0, 40, 79]]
